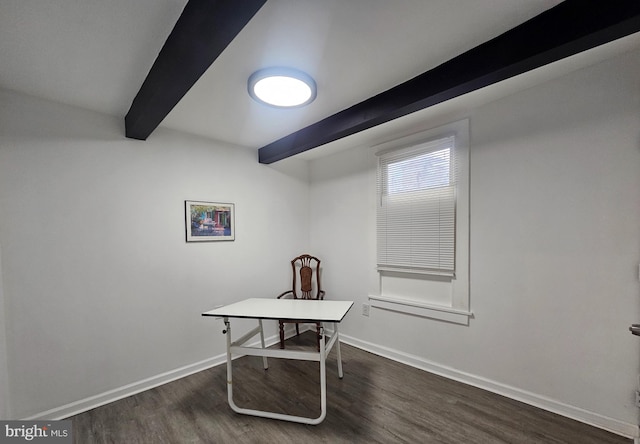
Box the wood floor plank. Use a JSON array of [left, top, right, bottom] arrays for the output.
[[69, 332, 631, 443]]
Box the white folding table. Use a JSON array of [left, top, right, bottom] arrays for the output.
[[202, 298, 353, 425]]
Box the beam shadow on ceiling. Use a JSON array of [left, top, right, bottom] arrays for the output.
[[258, 0, 640, 164]]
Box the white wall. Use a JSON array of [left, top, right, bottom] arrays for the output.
[[0, 244, 9, 419], [309, 50, 640, 435], [0, 89, 310, 419]]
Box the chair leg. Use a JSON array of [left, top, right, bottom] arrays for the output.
[[316, 323, 321, 352], [295, 323, 300, 336], [279, 321, 285, 349]]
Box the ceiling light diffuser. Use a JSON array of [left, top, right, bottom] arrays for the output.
[[248, 67, 317, 108]]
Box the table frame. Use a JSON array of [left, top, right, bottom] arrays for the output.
[[222, 317, 343, 424], [203, 298, 353, 425]]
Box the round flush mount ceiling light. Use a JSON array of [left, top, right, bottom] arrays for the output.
[[248, 67, 317, 108]]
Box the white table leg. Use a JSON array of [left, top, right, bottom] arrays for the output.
[[224, 318, 235, 409], [334, 322, 344, 379], [318, 324, 327, 423], [258, 319, 268, 370]]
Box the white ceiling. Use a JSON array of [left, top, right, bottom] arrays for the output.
[[2, 0, 639, 160]]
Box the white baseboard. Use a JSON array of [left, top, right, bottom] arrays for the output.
[[338, 333, 638, 439], [23, 330, 288, 421], [24, 328, 639, 440], [25, 356, 227, 421]]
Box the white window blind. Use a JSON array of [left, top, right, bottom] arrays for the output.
[[377, 135, 456, 276]]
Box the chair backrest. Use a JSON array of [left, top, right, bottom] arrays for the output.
[[289, 254, 324, 300]]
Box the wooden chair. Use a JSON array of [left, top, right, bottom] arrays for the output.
[[277, 254, 325, 350]]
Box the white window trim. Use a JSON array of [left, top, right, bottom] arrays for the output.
[[371, 119, 470, 323], [368, 294, 472, 325]]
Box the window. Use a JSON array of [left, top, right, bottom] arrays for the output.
[[371, 120, 470, 324], [377, 136, 456, 276]]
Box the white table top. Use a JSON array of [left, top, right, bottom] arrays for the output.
[[202, 298, 354, 322]]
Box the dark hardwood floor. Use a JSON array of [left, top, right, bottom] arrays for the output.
[[69, 332, 631, 443]]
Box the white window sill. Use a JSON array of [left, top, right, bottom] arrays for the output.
[[368, 295, 472, 325]]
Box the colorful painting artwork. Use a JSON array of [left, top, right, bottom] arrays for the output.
[[185, 200, 235, 242]]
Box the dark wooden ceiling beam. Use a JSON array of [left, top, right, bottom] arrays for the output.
[[125, 0, 266, 140], [258, 0, 640, 164]]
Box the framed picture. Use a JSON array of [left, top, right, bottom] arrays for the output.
[[185, 200, 235, 242]]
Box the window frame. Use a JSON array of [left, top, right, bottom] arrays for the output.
[[371, 119, 471, 324]]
